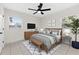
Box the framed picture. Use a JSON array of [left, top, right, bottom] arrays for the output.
[[9, 16, 22, 28]]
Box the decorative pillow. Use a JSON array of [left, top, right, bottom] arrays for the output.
[[44, 30, 50, 34], [51, 31, 60, 35]]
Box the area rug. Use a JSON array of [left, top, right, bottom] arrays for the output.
[[23, 40, 61, 55]]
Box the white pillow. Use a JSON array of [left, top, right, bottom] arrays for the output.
[[51, 31, 60, 35], [52, 32, 58, 35]]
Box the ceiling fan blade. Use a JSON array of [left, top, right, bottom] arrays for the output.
[[38, 3, 43, 9], [33, 11, 38, 14], [41, 8, 51, 11], [28, 8, 37, 11], [41, 11, 44, 15]]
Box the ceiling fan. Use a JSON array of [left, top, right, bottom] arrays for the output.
[[28, 3, 51, 15]]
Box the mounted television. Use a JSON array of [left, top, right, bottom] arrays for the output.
[[27, 23, 36, 29]]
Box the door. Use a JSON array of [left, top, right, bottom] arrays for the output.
[[0, 15, 4, 51]]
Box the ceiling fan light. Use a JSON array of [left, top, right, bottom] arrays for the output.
[[38, 11, 40, 13]]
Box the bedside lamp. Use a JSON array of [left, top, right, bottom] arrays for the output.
[[40, 29, 44, 32], [63, 29, 71, 36]]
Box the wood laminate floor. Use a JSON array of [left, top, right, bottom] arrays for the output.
[[1, 40, 79, 55]]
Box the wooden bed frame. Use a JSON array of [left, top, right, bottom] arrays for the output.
[[31, 28, 63, 53]]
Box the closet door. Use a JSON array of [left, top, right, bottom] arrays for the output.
[[0, 15, 4, 42], [0, 15, 4, 53]]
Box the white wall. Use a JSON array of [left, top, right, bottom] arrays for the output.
[[0, 5, 4, 31], [4, 8, 40, 44]]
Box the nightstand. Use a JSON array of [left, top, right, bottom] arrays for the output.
[[62, 36, 72, 45]]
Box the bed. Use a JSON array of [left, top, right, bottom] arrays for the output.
[[30, 28, 62, 53]]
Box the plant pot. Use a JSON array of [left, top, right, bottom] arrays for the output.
[[72, 41, 79, 49]]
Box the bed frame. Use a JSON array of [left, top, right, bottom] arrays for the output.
[[31, 28, 63, 53]]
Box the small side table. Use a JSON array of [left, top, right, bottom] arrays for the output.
[[62, 36, 72, 46]]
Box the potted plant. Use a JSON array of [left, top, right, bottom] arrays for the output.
[[63, 16, 79, 49]]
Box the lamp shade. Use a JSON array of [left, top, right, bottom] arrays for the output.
[[40, 29, 44, 32], [63, 28, 71, 36]]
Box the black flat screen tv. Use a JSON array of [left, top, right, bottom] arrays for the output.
[[27, 23, 36, 29]]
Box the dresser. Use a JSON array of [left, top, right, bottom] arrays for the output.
[[24, 31, 38, 40]]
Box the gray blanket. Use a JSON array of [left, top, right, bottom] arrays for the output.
[[31, 34, 57, 49]]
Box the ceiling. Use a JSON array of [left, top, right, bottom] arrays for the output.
[[1, 3, 79, 17]]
